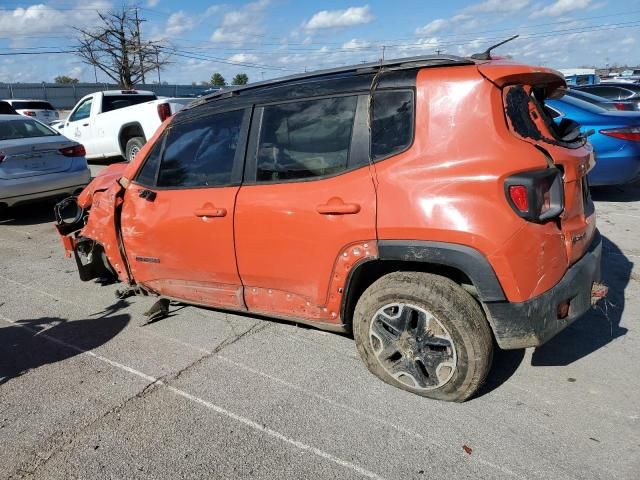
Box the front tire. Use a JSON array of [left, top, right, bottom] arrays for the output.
[[353, 272, 493, 402], [125, 136, 145, 162]]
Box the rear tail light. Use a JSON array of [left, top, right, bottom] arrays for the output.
[[59, 144, 86, 157], [0, 153, 5, 163], [613, 102, 629, 111], [157, 103, 171, 121], [23, 111, 36, 116], [505, 168, 564, 222], [599, 127, 640, 141]]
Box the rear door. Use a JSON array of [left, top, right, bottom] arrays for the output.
[[120, 108, 250, 309], [234, 94, 377, 325]]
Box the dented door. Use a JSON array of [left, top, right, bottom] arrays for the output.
[[120, 108, 250, 309]]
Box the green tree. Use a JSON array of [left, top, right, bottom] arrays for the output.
[[210, 72, 226, 86], [231, 73, 249, 85], [54, 75, 79, 84]]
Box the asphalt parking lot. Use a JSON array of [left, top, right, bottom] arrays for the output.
[[0, 178, 638, 479]]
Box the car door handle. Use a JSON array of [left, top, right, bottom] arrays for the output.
[[194, 206, 227, 218], [138, 189, 156, 201], [82, 123, 89, 127], [316, 197, 361, 215]]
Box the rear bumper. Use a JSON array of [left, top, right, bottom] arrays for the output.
[[486, 230, 603, 349], [0, 169, 90, 207]]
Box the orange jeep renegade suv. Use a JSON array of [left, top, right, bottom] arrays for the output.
[[56, 55, 602, 402]]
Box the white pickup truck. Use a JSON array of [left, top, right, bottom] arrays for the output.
[[56, 90, 191, 161]]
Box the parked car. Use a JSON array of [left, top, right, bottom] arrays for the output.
[[546, 95, 640, 185], [575, 83, 640, 109], [0, 115, 90, 208], [565, 89, 637, 111], [56, 90, 191, 161], [4, 99, 59, 124], [55, 56, 602, 402], [0, 101, 18, 115]]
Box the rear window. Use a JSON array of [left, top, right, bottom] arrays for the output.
[[10, 101, 55, 110], [101, 95, 157, 113], [0, 118, 59, 140], [371, 90, 414, 161], [0, 101, 17, 115], [503, 85, 583, 148]]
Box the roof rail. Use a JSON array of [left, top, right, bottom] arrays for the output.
[[192, 54, 475, 105]]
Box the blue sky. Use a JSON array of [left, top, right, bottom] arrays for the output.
[[1, 0, 639, 84]]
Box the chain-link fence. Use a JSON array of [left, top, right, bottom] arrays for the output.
[[0, 83, 207, 109]]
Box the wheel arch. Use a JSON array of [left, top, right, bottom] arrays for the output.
[[118, 122, 146, 156], [340, 240, 505, 331]]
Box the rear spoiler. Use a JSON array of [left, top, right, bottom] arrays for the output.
[[477, 61, 567, 99]]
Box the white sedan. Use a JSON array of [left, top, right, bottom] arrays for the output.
[[0, 115, 90, 208]]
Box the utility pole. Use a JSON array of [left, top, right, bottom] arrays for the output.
[[134, 7, 146, 85], [381, 45, 386, 61], [435, 48, 443, 55]]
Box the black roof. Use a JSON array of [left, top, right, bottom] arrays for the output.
[[189, 54, 474, 108]]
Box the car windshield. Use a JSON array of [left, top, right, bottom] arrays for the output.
[[0, 118, 59, 140]]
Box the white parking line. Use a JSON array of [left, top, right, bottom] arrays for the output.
[[0, 312, 386, 480]]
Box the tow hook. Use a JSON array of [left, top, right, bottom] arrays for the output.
[[591, 282, 608, 306]]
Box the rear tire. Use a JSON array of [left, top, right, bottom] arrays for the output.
[[125, 136, 145, 162], [352, 272, 493, 402]]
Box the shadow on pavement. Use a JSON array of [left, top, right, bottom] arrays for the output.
[[591, 182, 640, 202], [532, 235, 631, 366], [0, 200, 57, 226], [0, 300, 130, 385]]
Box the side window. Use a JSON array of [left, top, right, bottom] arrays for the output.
[[69, 98, 92, 123], [256, 96, 357, 182], [371, 90, 414, 161], [156, 109, 244, 188], [135, 136, 163, 186]]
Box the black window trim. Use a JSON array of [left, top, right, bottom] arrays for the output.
[[243, 93, 364, 185], [131, 107, 251, 190]]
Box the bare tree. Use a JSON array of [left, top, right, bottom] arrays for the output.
[[75, 6, 169, 88]]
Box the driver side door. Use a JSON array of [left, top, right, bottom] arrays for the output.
[[120, 108, 251, 309], [65, 96, 96, 155]]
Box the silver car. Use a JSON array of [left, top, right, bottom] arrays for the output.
[[0, 115, 90, 208]]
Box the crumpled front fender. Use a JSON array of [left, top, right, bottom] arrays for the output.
[[77, 163, 128, 209]]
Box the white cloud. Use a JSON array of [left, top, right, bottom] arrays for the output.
[[227, 53, 259, 63], [464, 0, 529, 13], [165, 11, 197, 36], [341, 38, 371, 49], [210, 0, 269, 45], [146, 0, 160, 7], [621, 37, 636, 46], [416, 18, 448, 36], [530, 0, 592, 18], [0, 1, 110, 39], [304, 6, 374, 30]]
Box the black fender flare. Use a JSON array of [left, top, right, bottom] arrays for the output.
[[375, 240, 506, 302]]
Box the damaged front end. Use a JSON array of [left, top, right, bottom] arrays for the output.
[[54, 163, 132, 285]]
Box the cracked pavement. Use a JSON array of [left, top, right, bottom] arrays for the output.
[[0, 182, 639, 479]]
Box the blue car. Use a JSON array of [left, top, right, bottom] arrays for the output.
[[546, 95, 640, 186]]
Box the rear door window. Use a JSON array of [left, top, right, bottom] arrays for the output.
[[371, 90, 414, 161], [156, 109, 244, 188], [255, 96, 357, 182]]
